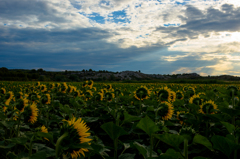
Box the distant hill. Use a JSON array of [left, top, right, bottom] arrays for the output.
[[1, 67, 240, 82]]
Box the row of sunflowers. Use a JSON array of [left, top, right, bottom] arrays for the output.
[[1, 80, 240, 159]]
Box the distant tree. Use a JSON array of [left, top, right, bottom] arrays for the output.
[[30, 69, 36, 73], [109, 74, 116, 81], [82, 69, 85, 72], [37, 68, 44, 72], [89, 69, 92, 72], [69, 74, 79, 81], [139, 70, 141, 73], [0, 67, 8, 73]]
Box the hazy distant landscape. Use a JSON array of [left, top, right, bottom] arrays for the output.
[[1, 67, 240, 83]]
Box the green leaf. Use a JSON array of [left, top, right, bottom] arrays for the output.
[[211, 135, 237, 157], [29, 151, 47, 159], [158, 148, 183, 159], [36, 132, 53, 143], [118, 153, 136, 159], [123, 143, 130, 150], [154, 133, 184, 150], [69, 142, 92, 150], [133, 141, 147, 158], [193, 157, 209, 159], [220, 122, 235, 134], [193, 134, 213, 151], [123, 112, 141, 123], [0, 143, 16, 149], [136, 115, 160, 136], [101, 122, 128, 140], [6, 137, 28, 145]]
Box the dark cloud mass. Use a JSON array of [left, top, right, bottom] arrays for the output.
[[155, 4, 240, 44], [0, 1, 240, 75]]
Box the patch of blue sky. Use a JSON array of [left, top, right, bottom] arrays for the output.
[[175, 0, 191, 5], [99, 0, 110, 6], [79, 12, 105, 24], [108, 10, 130, 24], [4, 24, 7, 26], [164, 23, 181, 27], [70, 1, 81, 10]]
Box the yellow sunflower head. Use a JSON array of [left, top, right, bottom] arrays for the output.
[[199, 100, 218, 114], [176, 90, 184, 100], [60, 117, 92, 158], [0, 88, 6, 95], [87, 80, 94, 89], [114, 89, 123, 97], [15, 92, 23, 100], [176, 111, 186, 125], [35, 82, 40, 87], [16, 98, 28, 112], [61, 83, 68, 93], [189, 94, 203, 105], [40, 84, 47, 92], [85, 90, 93, 100], [104, 92, 115, 101], [157, 102, 174, 120], [23, 102, 39, 124], [41, 125, 49, 141], [4, 91, 14, 106], [41, 94, 51, 104], [95, 92, 104, 101], [134, 86, 150, 100], [156, 87, 172, 102]]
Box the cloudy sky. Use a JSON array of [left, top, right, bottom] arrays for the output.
[[1, 0, 240, 75]]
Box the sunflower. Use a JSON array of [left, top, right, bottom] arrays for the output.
[[82, 81, 88, 88], [4, 91, 14, 106], [49, 83, 55, 89], [84, 90, 93, 101], [199, 100, 218, 114], [87, 80, 94, 89], [176, 111, 186, 125], [23, 102, 39, 124], [95, 92, 104, 101], [104, 92, 115, 101], [156, 87, 172, 102], [35, 82, 40, 87], [104, 84, 112, 90], [169, 91, 176, 102], [176, 90, 184, 100], [61, 83, 68, 93], [66, 86, 74, 93], [189, 94, 203, 106], [40, 84, 47, 92], [41, 94, 51, 104], [188, 87, 195, 97], [15, 92, 23, 100], [114, 89, 123, 97], [157, 102, 174, 120], [59, 117, 92, 158], [134, 86, 150, 101], [227, 85, 238, 97], [41, 125, 49, 141], [16, 98, 28, 112], [28, 91, 41, 103], [0, 88, 6, 95]]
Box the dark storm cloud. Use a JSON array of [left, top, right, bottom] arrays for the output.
[[155, 3, 240, 44], [0, 27, 112, 43]]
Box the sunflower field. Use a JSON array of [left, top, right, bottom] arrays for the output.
[[1, 81, 240, 159]]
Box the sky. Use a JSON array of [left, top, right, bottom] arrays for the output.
[[1, 0, 240, 76]]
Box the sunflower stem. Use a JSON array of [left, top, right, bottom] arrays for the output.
[[184, 139, 188, 159], [16, 113, 22, 137], [234, 136, 238, 159], [114, 138, 118, 159], [150, 134, 153, 158], [29, 134, 35, 157], [55, 132, 68, 158]]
